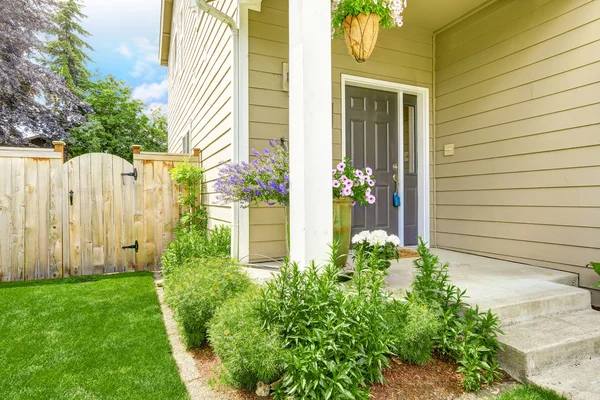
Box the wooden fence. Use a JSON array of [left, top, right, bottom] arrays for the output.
[[0, 143, 201, 281]]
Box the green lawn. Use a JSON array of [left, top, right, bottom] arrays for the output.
[[0, 272, 188, 400], [498, 385, 568, 400]]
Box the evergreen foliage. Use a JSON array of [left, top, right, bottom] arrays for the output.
[[45, 0, 93, 95]]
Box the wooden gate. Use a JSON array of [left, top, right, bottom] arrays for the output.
[[63, 153, 137, 275], [0, 143, 200, 282]]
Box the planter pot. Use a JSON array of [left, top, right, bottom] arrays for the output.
[[333, 198, 353, 267], [343, 13, 380, 63]]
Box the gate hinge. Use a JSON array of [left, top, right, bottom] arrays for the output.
[[121, 168, 138, 180], [122, 240, 139, 253]]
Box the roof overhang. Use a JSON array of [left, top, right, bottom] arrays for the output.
[[159, 0, 174, 67]]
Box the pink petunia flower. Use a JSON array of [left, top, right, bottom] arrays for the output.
[[365, 167, 373, 176], [337, 162, 346, 172], [345, 179, 353, 188], [368, 179, 375, 187], [367, 195, 376, 204], [332, 180, 340, 188]]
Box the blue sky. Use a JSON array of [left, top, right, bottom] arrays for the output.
[[81, 0, 168, 112]]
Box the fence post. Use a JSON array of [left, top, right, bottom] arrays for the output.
[[132, 145, 142, 155], [52, 141, 65, 163]]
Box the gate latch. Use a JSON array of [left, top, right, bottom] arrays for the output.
[[122, 240, 139, 253], [121, 168, 138, 180]]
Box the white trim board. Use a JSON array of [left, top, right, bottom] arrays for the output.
[[340, 74, 431, 247]]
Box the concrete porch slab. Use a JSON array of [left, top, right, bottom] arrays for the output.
[[385, 249, 579, 294]]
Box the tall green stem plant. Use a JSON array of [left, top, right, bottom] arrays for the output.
[[169, 159, 208, 234]]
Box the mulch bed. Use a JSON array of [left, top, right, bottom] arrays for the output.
[[371, 357, 465, 400], [192, 346, 265, 400], [191, 346, 498, 400]]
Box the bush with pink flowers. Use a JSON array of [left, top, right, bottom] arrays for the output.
[[332, 157, 376, 205]]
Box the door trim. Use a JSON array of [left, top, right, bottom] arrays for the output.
[[341, 74, 430, 247]]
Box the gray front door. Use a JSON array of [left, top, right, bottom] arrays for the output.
[[345, 85, 399, 239]]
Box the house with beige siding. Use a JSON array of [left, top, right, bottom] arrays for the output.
[[159, 0, 600, 305]]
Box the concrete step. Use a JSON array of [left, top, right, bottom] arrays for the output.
[[464, 279, 591, 327], [498, 309, 600, 381], [529, 356, 600, 400]]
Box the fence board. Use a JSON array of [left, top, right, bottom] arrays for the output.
[[11, 157, 25, 280], [143, 161, 155, 270], [90, 155, 104, 273], [103, 156, 115, 272], [37, 159, 50, 279], [123, 158, 135, 271], [49, 155, 63, 278], [0, 159, 12, 281], [24, 157, 38, 280], [79, 155, 93, 275], [66, 157, 81, 275]]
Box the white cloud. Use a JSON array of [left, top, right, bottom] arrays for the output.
[[133, 79, 168, 103], [115, 44, 132, 58], [113, 36, 160, 78]]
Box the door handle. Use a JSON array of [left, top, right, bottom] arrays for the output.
[[69, 190, 73, 206]]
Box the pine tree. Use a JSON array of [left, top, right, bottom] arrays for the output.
[[45, 0, 93, 94]]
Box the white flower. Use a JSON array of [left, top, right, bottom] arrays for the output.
[[368, 230, 388, 246], [387, 234, 400, 247], [352, 230, 370, 244]]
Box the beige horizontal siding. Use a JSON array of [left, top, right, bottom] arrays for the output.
[[434, 0, 600, 295], [167, 0, 235, 228], [247, 0, 435, 261]]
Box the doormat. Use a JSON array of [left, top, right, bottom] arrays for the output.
[[399, 249, 420, 258]]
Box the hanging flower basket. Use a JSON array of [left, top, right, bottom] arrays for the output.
[[332, 0, 408, 63], [343, 13, 380, 63]]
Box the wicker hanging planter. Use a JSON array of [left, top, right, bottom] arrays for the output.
[[343, 13, 380, 63]]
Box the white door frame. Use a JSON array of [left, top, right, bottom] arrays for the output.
[[340, 74, 430, 247]]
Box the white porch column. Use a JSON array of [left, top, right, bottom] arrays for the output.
[[288, 0, 333, 265]]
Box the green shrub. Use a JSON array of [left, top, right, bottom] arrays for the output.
[[386, 298, 439, 365], [208, 286, 287, 390], [164, 257, 251, 348], [161, 225, 231, 278], [161, 229, 207, 277], [259, 251, 391, 400], [204, 225, 231, 258], [169, 160, 208, 233], [407, 238, 503, 391]]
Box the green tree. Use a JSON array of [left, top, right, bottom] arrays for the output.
[[68, 76, 167, 162], [45, 0, 93, 94]]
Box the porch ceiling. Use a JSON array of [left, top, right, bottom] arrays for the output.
[[403, 0, 491, 31]]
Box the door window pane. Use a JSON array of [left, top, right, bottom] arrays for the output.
[[403, 105, 416, 174]]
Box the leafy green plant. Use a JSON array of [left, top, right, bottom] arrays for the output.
[[164, 257, 251, 348], [206, 225, 231, 258], [408, 238, 503, 391], [589, 262, 600, 287], [170, 159, 208, 233], [208, 286, 287, 390], [385, 298, 440, 365], [258, 249, 392, 399], [161, 225, 231, 278]]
